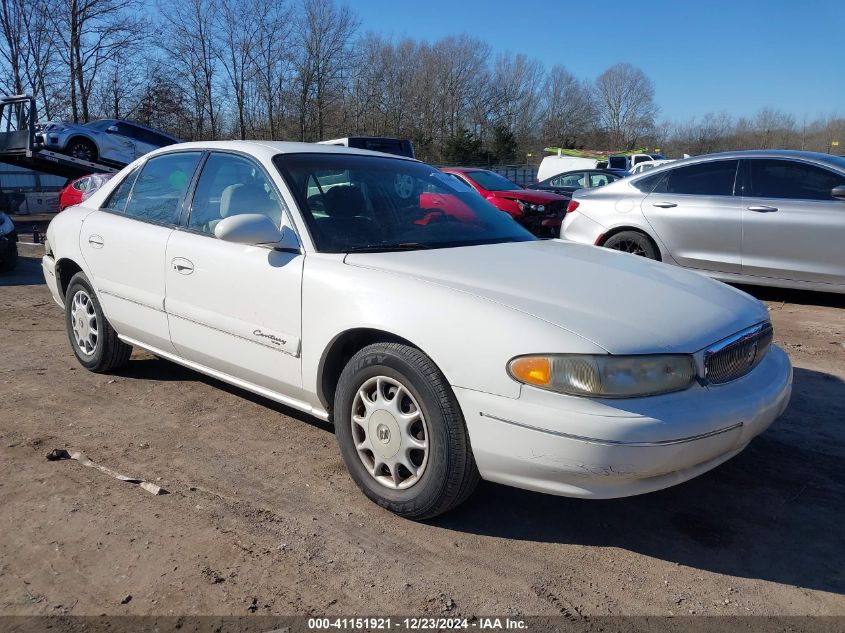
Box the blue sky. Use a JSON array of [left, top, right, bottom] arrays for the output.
[[353, 0, 841, 123]]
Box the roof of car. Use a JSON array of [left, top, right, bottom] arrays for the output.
[[668, 149, 842, 165], [149, 140, 420, 161]]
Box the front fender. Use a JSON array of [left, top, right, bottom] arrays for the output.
[[301, 254, 605, 408]]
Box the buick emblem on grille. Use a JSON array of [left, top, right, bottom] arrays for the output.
[[745, 342, 758, 367]]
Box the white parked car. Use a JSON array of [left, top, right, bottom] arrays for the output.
[[42, 141, 793, 518]]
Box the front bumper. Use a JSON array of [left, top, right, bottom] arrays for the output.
[[518, 213, 565, 238], [455, 345, 792, 498]]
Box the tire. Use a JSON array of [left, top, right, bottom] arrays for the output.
[[334, 342, 480, 520], [0, 240, 17, 272], [66, 137, 97, 163], [65, 272, 132, 372], [603, 230, 658, 259]]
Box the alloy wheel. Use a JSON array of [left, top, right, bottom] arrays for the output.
[[70, 289, 98, 356], [350, 375, 429, 490]]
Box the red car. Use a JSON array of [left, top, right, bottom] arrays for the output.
[[439, 167, 569, 237], [59, 173, 114, 211]]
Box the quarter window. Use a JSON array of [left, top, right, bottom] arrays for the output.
[[748, 159, 845, 200], [653, 160, 739, 196], [123, 152, 202, 225], [188, 152, 284, 235], [102, 166, 141, 213]]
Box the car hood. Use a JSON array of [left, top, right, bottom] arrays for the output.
[[344, 240, 769, 354], [489, 189, 567, 203]]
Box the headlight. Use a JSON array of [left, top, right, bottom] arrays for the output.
[[508, 354, 696, 398], [516, 200, 545, 213]]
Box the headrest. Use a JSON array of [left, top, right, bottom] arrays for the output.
[[323, 185, 365, 218], [220, 183, 278, 220]]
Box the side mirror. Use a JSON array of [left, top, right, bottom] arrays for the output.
[[214, 214, 300, 251], [106, 125, 119, 134], [832, 185, 845, 201]]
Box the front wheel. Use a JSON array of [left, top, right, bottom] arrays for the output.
[[603, 230, 658, 259], [66, 138, 97, 163], [65, 272, 132, 372], [334, 343, 479, 519]]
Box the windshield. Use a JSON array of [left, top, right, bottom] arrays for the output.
[[466, 170, 522, 191], [274, 153, 535, 253]]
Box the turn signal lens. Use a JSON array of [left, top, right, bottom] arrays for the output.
[[508, 356, 551, 386], [508, 354, 696, 398]]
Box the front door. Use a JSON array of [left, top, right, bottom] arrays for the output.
[[741, 158, 845, 286], [80, 151, 203, 352], [641, 159, 742, 273], [164, 151, 305, 400]]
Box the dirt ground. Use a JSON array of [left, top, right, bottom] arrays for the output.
[[1, 252, 843, 618]]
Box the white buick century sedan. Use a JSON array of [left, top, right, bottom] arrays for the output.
[[42, 141, 793, 519]]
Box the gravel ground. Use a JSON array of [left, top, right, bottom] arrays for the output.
[[1, 253, 843, 618]]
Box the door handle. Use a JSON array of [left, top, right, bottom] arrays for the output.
[[652, 202, 677, 208], [88, 234, 104, 248], [171, 257, 194, 274], [747, 205, 778, 213]]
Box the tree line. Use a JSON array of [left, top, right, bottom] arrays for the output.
[[1, 0, 842, 165]]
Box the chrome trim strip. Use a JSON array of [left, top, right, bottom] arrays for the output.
[[703, 321, 771, 356], [99, 289, 164, 312], [167, 311, 300, 358], [479, 412, 743, 447]]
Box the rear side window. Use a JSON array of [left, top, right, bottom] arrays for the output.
[[654, 160, 739, 196], [748, 159, 845, 200], [123, 152, 202, 225], [102, 166, 141, 212]]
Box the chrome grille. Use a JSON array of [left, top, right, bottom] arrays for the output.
[[704, 322, 773, 384]]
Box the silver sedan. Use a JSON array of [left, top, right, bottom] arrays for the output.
[[562, 150, 845, 294]]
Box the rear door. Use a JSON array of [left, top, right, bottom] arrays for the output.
[[80, 151, 203, 352], [641, 159, 742, 273], [741, 158, 845, 285]]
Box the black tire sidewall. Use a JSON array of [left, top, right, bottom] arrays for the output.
[[69, 139, 96, 161], [334, 346, 456, 516], [65, 273, 108, 370], [605, 231, 657, 259]]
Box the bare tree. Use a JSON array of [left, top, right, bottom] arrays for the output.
[[594, 63, 657, 149], [541, 65, 595, 148], [293, 0, 358, 141], [251, 0, 291, 139], [0, 0, 57, 118], [158, 0, 220, 139], [49, 0, 139, 122]]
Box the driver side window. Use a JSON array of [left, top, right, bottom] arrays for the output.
[[188, 153, 285, 235]]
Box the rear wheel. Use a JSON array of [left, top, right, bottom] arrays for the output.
[[334, 343, 479, 519], [65, 272, 132, 372], [603, 230, 658, 259], [66, 138, 97, 163]]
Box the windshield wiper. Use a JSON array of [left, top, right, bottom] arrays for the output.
[[345, 242, 432, 253]]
